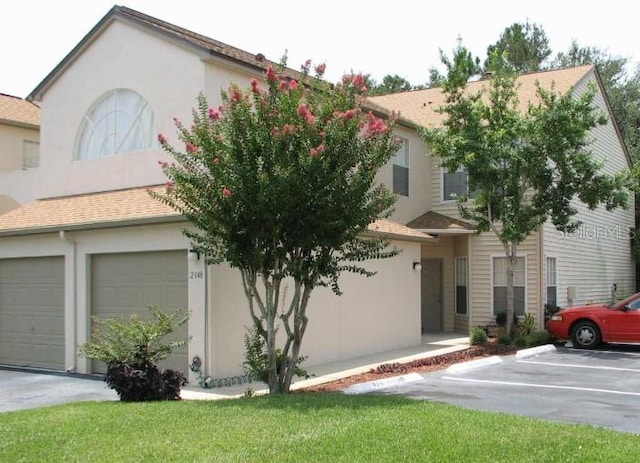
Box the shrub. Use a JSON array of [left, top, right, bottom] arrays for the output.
[[514, 336, 528, 347], [518, 313, 536, 337], [495, 311, 507, 327], [497, 334, 512, 346], [469, 326, 488, 345], [525, 330, 553, 347], [243, 326, 309, 384], [79, 306, 189, 402]]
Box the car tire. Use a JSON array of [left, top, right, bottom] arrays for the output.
[[571, 321, 601, 349]]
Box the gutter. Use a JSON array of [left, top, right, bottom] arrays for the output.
[[59, 231, 77, 373]]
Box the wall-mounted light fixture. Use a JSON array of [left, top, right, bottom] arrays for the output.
[[188, 249, 201, 261], [413, 261, 422, 271]]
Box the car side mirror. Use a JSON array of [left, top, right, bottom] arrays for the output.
[[621, 305, 630, 312]]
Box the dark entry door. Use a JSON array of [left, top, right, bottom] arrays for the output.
[[421, 259, 443, 332]]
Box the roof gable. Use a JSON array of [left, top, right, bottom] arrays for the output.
[[29, 5, 303, 102], [0, 93, 40, 128]]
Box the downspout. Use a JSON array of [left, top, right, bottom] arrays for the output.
[[59, 230, 77, 372]]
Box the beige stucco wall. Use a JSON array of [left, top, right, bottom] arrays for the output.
[[208, 239, 422, 378], [0, 123, 39, 172], [378, 126, 430, 225]]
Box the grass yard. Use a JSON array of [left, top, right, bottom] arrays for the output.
[[0, 393, 636, 462]]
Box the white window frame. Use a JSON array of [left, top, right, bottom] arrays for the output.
[[545, 256, 558, 308], [441, 166, 475, 202], [392, 137, 409, 196], [491, 254, 527, 316], [74, 88, 154, 161], [22, 140, 40, 169], [455, 257, 468, 317]]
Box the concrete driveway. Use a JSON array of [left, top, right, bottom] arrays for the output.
[[378, 346, 640, 434], [0, 369, 117, 413]]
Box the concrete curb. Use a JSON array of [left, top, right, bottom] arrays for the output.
[[446, 355, 503, 374], [343, 373, 424, 395], [515, 344, 557, 359]]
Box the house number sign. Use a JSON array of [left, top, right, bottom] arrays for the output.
[[189, 271, 204, 279]]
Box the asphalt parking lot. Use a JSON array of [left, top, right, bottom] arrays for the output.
[[380, 346, 640, 434]]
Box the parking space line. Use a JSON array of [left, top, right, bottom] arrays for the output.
[[517, 359, 640, 373], [441, 376, 640, 396], [582, 349, 640, 357]]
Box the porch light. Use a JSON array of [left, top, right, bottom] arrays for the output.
[[413, 262, 422, 271], [188, 249, 201, 261]]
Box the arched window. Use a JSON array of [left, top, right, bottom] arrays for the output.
[[74, 89, 153, 160]]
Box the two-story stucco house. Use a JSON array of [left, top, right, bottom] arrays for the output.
[[367, 66, 635, 333], [0, 5, 633, 381], [0, 93, 40, 215], [0, 6, 430, 379]]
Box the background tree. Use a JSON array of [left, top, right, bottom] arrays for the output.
[[154, 64, 399, 394], [423, 50, 628, 334], [485, 21, 551, 73]]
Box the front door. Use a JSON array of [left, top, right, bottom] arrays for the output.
[[421, 259, 443, 332]]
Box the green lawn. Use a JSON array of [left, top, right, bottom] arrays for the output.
[[0, 393, 635, 462]]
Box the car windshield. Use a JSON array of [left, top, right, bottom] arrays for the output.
[[610, 292, 640, 309]]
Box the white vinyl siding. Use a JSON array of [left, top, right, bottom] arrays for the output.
[[493, 256, 526, 316], [541, 74, 635, 307], [392, 138, 409, 196]]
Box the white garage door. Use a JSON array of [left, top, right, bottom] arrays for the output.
[[0, 256, 65, 370], [91, 250, 188, 373]]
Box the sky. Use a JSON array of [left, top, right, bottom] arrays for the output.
[[3, 0, 639, 98]]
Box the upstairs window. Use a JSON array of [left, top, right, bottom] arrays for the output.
[[442, 168, 476, 201], [74, 89, 153, 160], [22, 140, 40, 169], [392, 138, 409, 196]]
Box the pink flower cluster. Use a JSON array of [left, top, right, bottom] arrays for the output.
[[334, 109, 358, 120], [363, 113, 388, 137], [157, 133, 167, 145], [314, 63, 326, 76], [270, 124, 295, 137], [297, 104, 315, 125], [342, 73, 368, 93], [185, 142, 198, 153], [309, 143, 325, 158], [208, 108, 221, 120], [266, 65, 278, 82], [229, 87, 241, 103], [250, 78, 260, 93], [221, 187, 232, 198], [157, 160, 169, 168]]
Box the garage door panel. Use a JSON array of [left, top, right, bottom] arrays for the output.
[[91, 251, 188, 374], [0, 256, 65, 370]]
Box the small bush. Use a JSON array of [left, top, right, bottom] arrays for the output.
[[469, 326, 488, 345], [497, 334, 512, 346], [525, 330, 553, 347], [518, 313, 536, 337], [79, 306, 189, 402], [243, 326, 308, 383], [495, 311, 507, 327], [514, 336, 527, 347]]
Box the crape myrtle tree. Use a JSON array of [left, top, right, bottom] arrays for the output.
[[423, 48, 628, 335], [153, 62, 400, 394]]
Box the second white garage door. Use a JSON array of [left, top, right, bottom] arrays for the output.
[[90, 250, 188, 373]]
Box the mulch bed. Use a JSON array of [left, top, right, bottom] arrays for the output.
[[303, 342, 518, 392]]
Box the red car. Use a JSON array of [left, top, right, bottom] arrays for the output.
[[546, 292, 640, 348]]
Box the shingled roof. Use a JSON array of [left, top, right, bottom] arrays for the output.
[[0, 93, 40, 128], [406, 211, 475, 234], [366, 65, 594, 129], [29, 5, 304, 101], [0, 185, 433, 242]]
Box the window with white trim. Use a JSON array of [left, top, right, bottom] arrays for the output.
[[442, 168, 476, 201], [74, 89, 153, 160], [455, 257, 468, 315], [22, 140, 39, 169], [546, 257, 557, 308], [493, 256, 525, 315], [392, 138, 409, 196]]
